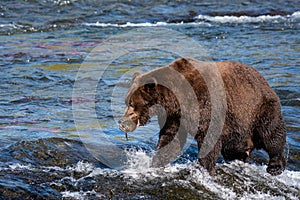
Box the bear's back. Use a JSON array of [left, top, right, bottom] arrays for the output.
[[216, 60, 280, 128], [169, 57, 280, 129]]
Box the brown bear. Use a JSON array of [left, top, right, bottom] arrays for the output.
[[118, 57, 286, 175]]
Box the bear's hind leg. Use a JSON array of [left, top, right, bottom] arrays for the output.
[[265, 127, 286, 176], [267, 153, 286, 176], [254, 115, 286, 176]]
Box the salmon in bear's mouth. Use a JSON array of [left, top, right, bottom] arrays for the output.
[[118, 118, 139, 140]]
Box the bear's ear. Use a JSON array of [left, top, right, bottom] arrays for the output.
[[144, 83, 156, 93], [141, 76, 158, 102], [144, 76, 158, 86], [143, 76, 158, 92], [132, 72, 140, 82]]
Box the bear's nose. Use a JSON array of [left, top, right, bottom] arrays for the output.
[[118, 118, 125, 125]]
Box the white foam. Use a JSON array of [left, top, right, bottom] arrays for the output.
[[220, 162, 300, 199], [121, 149, 153, 178], [0, 23, 21, 28], [42, 166, 65, 172], [84, 21, 168, 27], [197, 14, 283, 23], [240, 192, 286, 200], [86, 167, 120, 178], [196, 11, 300, 23], [66, 161, 94, 173], [4, 151, 298, 199], [275, 170, 300, 189], [120, 149, 236, 198], [291, 11, 300, 18], [61, 190, 105, 199], [9, 163, 33, 170], [83, 21, 211, 27], [83, 11, 300, 28], [120, 149, 300, 199], [187, 164, 237, 199]]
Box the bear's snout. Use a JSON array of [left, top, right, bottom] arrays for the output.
[[118, 117, 137, 133]]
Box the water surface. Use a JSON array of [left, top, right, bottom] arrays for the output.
[[0, 0, 299, 199]]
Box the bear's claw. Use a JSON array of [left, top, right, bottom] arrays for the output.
[[267, 165, 285, 176]]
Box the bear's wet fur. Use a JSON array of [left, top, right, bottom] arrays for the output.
[[119, 57, 286, 175]]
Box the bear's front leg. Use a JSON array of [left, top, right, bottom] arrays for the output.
[[156, 117, 185, 149], [152, 117, 187, 167], [197, 137, 222, 175], [157, 134, 174, 149]]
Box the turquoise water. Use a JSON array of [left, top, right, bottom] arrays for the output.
[[0, 0, 299, 199]]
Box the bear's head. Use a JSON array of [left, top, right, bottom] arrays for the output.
[[118, 72, 159, 133], [118, 65, 187, 136]]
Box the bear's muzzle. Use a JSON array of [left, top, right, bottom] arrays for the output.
[[118, 117, 138, 133]]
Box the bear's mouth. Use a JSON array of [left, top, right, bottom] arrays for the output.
[[118, 119, 138, 133]]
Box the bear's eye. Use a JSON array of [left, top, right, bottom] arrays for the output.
[[128, 102, 134, 107]]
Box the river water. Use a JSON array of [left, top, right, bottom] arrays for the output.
[[0, 0, 299, 199]]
